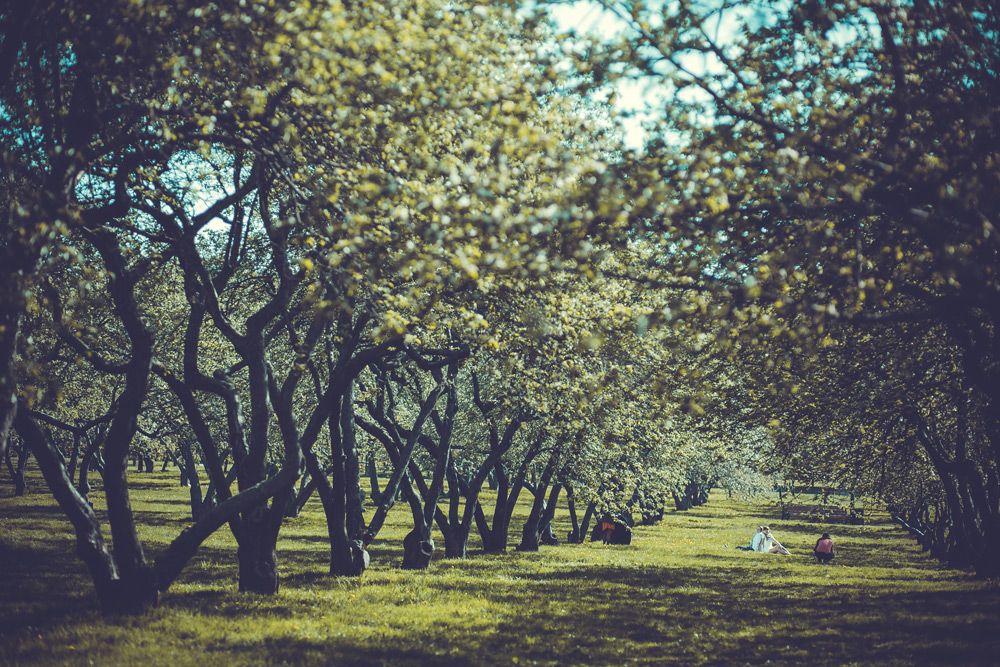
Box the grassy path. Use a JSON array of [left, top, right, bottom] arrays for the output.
[[1, 473, 997, 666]]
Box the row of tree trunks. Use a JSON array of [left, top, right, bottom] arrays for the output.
[[671, 477, 713, 512], [907, 407, 1000, 578], [631, 486, 666, 525], [10, 408, 113, 498], [434, 401, 535, 558]]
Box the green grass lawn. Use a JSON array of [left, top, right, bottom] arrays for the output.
[[1, 470, 997, 666]]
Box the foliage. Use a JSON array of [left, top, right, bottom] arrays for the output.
[[552, 0, 1000, 576], [5, 0, 1000, 617]]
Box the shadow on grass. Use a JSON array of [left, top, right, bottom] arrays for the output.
[[120, 558, 999, 667], [410, 561, 998, 666], [4, 477, 998, 666]]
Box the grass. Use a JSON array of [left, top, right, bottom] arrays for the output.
[[1, 470, 998, 666]]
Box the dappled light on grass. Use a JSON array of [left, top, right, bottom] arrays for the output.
[[2, 475, 998, 666]]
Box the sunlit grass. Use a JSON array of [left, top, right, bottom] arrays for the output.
[[2, 471, 997, 666]]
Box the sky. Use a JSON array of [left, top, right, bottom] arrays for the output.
[[541, 1, 757, 150]]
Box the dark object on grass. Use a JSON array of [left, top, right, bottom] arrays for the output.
[[590, 516, 632, 545], [401, 529, 434, 570]]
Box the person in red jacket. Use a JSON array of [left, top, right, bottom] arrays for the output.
[[814, 533, 835, 564], [600, 513, 616, 544]]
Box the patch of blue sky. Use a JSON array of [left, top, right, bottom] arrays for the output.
[[541, 1, 748, 150], [541, 1, 880, 150]]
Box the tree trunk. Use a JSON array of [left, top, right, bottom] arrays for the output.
[[474, 501, 499, 552], [325, 394, 359, 576], [5, 435, 29, 496], [177, 441, 204, 520], [14, 403, 160, 613], [565, 482, 581, 543], [341, 380, 366, 541], [13, 443, 28, 496], [435, 407, 531, 559], [480, 439, 538, 554], [77, 430, 105, 504], [286, 473, 314, 518], [401, 525, 435, 570], [4, 444, 13, 489], [581, 501, 597, 541], [432, 458, 470, 559], [517, 456, 559, 552], [237, 502, 285, 594], [538, 482, 562, 545], [441, 524, 469, 559], [366, 453, 386, 505], [482, 465, 524, 553], [327, 471, 357, 576], [436, 500, 471, 559], [518, 503, 543, 552], [398, 371, 457, 571], [68, 432, 82, 483], [673, 481, 698, 511], [361, 380, 447, 542]]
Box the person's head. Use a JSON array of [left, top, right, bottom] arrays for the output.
[[756, 526, 763, 533], [822, 533, 831, 539], [762, 526, 770, 534]]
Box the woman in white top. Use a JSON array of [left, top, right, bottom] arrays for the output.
[[757, 526, 791, 554]]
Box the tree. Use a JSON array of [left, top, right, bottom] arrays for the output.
[[555, 0, 1000, 576], [4, 0, 637, 609]]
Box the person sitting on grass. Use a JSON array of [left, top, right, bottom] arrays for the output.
[[600, 513, 616, 544], [814, 533, 834, 564], [737, 526, 764, 551], [758, 526, 791, 555]]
